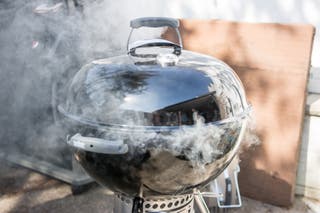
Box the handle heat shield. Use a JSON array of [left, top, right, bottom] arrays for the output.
[[127, 17, 183, 57]]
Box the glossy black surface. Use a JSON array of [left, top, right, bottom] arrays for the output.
[[74, 119, 246, 196], [60, 51, 249, 127]]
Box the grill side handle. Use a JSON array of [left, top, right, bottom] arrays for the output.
[[67, 133, 128, 155]]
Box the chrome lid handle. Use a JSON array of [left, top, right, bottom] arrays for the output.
[[67, 133, 128, 155], [130, 17, 179, 29], [127, 17, 183, 55]]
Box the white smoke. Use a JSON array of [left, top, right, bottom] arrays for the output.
[[0, 0, 174, 165], [96, 114, 247, 171], [239, 110, 261, 151], [0, 0, 260, 175]]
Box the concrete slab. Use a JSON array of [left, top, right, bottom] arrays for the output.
[[306, 93, 320, 116], [1, 161, 319, 213]]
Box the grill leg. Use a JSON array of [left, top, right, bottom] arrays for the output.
[[131, 197, 144, 213]]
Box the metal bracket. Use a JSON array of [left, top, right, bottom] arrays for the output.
[[215, 165, 242, 208], [194, 162, 242, 212]]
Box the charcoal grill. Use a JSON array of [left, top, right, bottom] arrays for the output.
[[58, 17, 250, 212]]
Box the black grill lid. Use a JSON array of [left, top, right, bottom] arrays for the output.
[[59, 51, 249, 128]]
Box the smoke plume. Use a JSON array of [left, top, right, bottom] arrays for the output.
[[0, 0, 168, 167]]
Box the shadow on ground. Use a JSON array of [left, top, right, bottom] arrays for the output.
[[0, 161, 317, 213]]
